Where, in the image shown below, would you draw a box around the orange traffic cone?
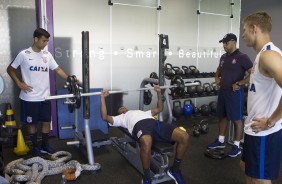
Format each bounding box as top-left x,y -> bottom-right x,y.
5,103 -> 16,126
14,129 -> 29,156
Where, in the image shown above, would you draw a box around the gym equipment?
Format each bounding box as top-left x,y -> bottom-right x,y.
112,34 -> 174,183
199,104 -> 211,116
172,66 -> 183,76
170,75 -> 185,98
172,100 -> 182,118
193,106 -> 200,116
192,119 -> 209,136
186,81 -> 197,97
164,63 -> 174,78
64,75 -> 81,113
181,66 -> 192,77
209,101 -> 217,114
143,90 -> 152,105
203,83 -> 212,95
45,78 -> 198,101
189,65 -> 200,77
199,119 -> 209,134
182,100 -> 193,117
149,72 -> 158,87
194,80 -> 204,96
211,82 -> 220,94
13,129 -> 29,156
4,103 -> 16,126
192,123 -> 201,137
205,148 -> 226,159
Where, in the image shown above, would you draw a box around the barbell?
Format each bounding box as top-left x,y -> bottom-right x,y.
45,75 -> 200,113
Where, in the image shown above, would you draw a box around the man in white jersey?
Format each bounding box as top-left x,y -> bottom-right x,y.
7,28 -> 73,156
100,85 -> 189,184
241,12 -> 282,184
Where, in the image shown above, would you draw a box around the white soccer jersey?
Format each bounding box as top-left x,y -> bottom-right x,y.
111,110 -> 154,134
11,47 -> 59,101
245,42 -> 282,136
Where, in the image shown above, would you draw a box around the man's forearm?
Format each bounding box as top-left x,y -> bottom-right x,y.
100,97 -> 108,120
156,92 -> 163,112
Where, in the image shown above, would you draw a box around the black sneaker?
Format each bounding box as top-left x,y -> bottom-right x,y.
33,147 -> 42,157
41,144 -> 55,154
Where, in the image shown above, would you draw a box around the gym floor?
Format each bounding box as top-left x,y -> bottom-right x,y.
3,116 -> 282,184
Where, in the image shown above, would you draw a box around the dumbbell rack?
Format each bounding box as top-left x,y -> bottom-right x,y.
165,72 -> 218,118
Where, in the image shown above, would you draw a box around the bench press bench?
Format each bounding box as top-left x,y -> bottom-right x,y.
110,127 -> 174,184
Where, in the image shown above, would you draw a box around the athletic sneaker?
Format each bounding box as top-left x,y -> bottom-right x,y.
207,139 -> 225,149
33,147 -> 42,157
227,145 -> 241,157
141,178 -> 152,184
41,144 -> 55,154
167,169 -> 186,184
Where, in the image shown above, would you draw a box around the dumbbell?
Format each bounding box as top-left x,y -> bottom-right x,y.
192,119 -> 209,136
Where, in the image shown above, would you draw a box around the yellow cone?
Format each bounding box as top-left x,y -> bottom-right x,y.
14,129 -> 30,156
5,103 -> 16,126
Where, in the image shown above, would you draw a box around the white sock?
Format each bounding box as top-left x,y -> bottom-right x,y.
234,141 -> 240,147
218,136 -> 225,143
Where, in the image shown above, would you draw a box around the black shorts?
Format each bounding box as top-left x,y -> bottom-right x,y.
132,119 -> 177,142
216,88 -> 244,121
21,100 -> 51,124
242,129 -> 282,180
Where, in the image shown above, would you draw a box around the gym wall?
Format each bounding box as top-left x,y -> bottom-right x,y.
239,0 -> 282,61
52,0 -> 241,112
0,0 -> 36,124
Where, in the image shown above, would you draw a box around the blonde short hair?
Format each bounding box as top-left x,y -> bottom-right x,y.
243,12 -> 272,33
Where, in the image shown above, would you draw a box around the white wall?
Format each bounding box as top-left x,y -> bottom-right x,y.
53,0 -> 241,111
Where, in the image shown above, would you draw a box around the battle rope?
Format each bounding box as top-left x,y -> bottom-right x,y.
4,151 -> 101,184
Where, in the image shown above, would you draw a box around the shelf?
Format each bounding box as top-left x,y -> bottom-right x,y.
165,72 -> 215,80
170,92 -> 218,100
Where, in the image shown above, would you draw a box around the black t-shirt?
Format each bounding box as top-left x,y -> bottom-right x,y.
219,49 -> 253,91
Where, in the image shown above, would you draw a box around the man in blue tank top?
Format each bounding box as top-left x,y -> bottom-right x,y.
207,33 -> 253,157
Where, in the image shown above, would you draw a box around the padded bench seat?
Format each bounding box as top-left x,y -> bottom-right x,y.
119,127 -> 174,154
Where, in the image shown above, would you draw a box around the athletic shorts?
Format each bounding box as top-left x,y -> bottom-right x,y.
241,129 -> 282,180
132,119 -> 177,142
21,100 -> 51,124
216,88 -> 244,121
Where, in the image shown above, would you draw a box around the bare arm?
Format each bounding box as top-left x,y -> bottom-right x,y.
55,66 -> 69,80
100,90 -> 114,124
7,65 -> 32,92
151,85 -> 163,116
252,50 -> 282,131
55,66 -> 82,86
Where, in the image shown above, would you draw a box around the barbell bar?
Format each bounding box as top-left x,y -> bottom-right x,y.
44,82 -> 200,100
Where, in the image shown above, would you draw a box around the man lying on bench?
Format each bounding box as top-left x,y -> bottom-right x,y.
100,85 -> 189,184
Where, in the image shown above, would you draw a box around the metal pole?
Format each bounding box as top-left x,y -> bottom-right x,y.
82,31 -> 94,165
45,82 -> 199,100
